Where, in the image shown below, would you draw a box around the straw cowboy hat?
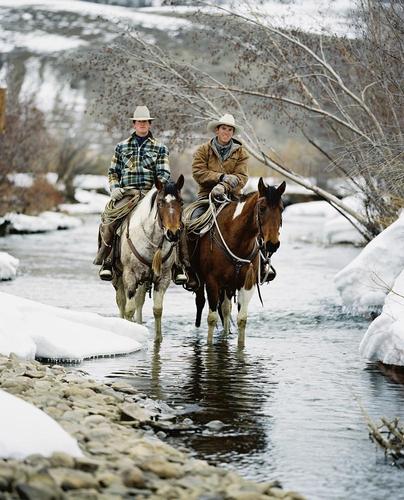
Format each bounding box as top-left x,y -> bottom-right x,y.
207,113 -> 243,135
130,105 -> 155,121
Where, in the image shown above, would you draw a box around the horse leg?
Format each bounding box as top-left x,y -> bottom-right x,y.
122,269 -> 138,321
153,286 -> 166,342
206,280 -> 220,344
237,286 -> 255,348
221,294 -> 232,335
195,284 -> 205,327
134,284 -> 147,324
115,276 -> 126,319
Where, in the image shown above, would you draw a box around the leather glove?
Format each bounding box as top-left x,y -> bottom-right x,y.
211,183 -> 225,200
221,174 -> 239,188
110,187 -> 125,201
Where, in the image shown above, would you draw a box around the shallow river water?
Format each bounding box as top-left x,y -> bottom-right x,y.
2,212 -> 404,500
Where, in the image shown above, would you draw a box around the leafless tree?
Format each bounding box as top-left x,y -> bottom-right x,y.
86,0 -> 403,240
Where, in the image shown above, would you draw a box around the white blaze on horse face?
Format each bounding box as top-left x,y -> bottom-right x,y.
164,194 -> 176,203
232,201 -> 246,220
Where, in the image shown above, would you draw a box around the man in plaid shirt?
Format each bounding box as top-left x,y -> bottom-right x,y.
94,106 -> 170,281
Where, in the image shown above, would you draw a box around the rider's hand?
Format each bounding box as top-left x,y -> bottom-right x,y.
211,183 -> 225,200
110,187 -> 125,201
221,174 -> 239,188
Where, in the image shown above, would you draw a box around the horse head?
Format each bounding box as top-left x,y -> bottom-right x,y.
155,174 -> 184,243
257,178 -> 286,254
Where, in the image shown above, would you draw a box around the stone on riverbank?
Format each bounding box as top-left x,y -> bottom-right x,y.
0,354 -> 305,499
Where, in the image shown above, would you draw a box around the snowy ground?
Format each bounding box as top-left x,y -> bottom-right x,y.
0,388 -> 82,460
0,252 -> 19,281
0,292 -> 148,361
335,212 -> 404,366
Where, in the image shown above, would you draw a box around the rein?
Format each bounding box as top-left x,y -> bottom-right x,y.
209,193 -> 266,272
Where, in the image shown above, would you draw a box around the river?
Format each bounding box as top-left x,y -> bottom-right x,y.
1,212 -> 404,500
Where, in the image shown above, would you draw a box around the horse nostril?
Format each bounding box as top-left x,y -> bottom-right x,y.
268,241 -> 280,253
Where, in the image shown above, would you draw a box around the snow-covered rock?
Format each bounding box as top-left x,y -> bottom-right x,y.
359,270 -> 404,366
0,292 -> 148,362
0,211 -> 81,234
335,213 -> 404,314
284,196 -> 366,246
0,252 -> 19,281
0,389 -> 82,459
59,189 -> 108,215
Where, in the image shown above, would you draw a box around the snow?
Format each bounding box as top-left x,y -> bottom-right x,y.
335,212 -> 404,314
0,292 -> 148,362
0,389 -> 82,459
0,0 -> 190,32
0,211 -> 81,233
0,252 -> 19,281
59,188 -> 109,215
359,270 -> 404,366
0,30 -> 85,54
74,174 -> 109,192
284,196 -> 366,246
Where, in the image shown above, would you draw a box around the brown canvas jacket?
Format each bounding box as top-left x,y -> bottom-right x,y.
192,138 -> 249,198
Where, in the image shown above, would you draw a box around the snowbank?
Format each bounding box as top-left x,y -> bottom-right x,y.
0,211 -> 81,234
74,174 -> 109,192
59,189 -> 108,215
359,270 -> 404,366
284,196 -> 366,246
0,292 -> 148,362
0,252 -> 19,281
335,213 -> 404,314
0,389 -> 82,459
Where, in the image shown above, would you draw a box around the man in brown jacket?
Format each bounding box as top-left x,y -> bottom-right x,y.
192,113 -> 248,201
175,113 -> 249,288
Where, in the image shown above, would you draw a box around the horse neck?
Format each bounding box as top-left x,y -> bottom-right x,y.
221,194 -> 259,251
129,190 -> 162,246
232,193 -> 259,237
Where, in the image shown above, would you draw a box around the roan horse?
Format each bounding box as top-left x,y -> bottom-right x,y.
113,175 -> 184,340
190,178 -> 285,347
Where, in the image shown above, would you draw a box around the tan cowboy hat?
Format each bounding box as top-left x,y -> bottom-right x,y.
130,105 -> 155,121
207,113 -> 243,135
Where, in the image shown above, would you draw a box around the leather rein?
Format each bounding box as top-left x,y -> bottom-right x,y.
209,194 -> 267,275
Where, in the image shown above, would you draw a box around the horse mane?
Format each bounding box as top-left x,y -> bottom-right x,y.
239,186 -> 283,208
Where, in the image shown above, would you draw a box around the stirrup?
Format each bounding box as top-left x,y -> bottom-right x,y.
173,272 -> 188,286
99,260 -> 113,281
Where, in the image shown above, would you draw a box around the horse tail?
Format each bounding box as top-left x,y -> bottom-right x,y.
244,264 -> 256,291
152,248 -> 162,276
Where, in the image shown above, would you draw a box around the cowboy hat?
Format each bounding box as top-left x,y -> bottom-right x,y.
207,113 -> 243,135
130,105 -> 155,121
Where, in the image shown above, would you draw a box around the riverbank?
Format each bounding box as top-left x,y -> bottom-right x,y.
0,354 -> 304,499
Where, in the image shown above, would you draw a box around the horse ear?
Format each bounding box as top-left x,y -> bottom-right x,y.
277,181 -> 286,195
258,177 -> 266,197
155,178 -> 163,191
176,174 -> 184,191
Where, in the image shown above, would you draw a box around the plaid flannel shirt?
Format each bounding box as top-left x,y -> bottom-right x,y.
108,132 -> 170,191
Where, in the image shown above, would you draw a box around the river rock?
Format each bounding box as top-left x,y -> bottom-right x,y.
0,354 -> 302,500
49,469 -> 99,490
205,420 -> 225,431
121,466 -> 145,487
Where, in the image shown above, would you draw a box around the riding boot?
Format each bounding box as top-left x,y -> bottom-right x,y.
93,222 -> 116,265
173,231 -> 199,290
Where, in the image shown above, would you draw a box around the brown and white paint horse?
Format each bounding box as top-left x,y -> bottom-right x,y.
190,178 -> 285,347
113,175 -> 184,341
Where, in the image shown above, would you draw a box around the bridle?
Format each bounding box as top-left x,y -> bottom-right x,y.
125,190 -> 181,269
209,193 -> 281,284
